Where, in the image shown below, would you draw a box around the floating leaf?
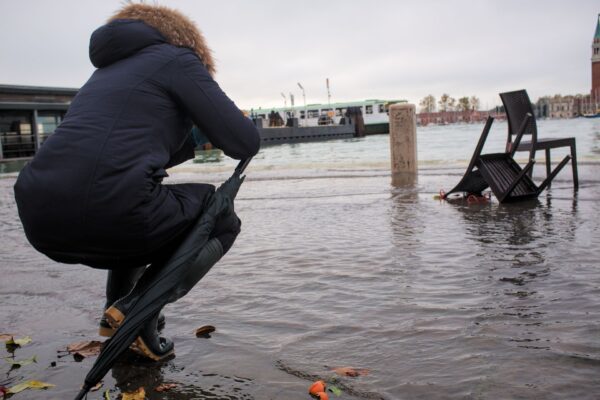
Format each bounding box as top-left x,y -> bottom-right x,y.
104,389 -> 111,400
66,340 -> 103,359
332,366 -> 369,377
0,334 -> 14,341
8,380 -> 55,394
328,384 -> 342,396
155,383 -> 177,392
5,336 -> 32,347
194,325 -> 216,338
4,355 -> 37,367
90,381 -> 103,392
121,387 -> 145,400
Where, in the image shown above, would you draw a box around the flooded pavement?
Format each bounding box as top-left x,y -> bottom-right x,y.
1,118 -> 600,399
2,164 -> 599,399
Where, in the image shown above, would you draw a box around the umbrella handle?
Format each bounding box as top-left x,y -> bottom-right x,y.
235,158 -> 252,175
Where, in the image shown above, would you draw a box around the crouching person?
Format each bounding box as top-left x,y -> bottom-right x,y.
14,3 -> 260,361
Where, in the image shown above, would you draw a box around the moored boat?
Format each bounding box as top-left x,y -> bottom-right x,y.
250,99 -> 405,134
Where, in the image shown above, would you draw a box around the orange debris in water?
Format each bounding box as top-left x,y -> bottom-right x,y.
308,380 -> 326,396
314,392 -> 329,400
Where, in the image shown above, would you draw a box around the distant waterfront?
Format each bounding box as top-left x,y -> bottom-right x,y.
2,118 -> 598,177
176,117 -> 600,177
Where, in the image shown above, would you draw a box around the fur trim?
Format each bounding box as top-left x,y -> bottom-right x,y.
109,3 -> 216,76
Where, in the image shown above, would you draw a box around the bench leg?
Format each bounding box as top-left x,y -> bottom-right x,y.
545,148 -> 551,188
571,142 -> 578,189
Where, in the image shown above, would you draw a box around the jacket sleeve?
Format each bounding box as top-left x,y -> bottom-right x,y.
169,51 -> 260,160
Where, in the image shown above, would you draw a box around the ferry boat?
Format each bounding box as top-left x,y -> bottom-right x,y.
249,99 -> 406,135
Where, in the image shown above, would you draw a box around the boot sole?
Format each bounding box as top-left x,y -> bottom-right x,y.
131,337 -> 174,361
104,306 -> 173,361
104,306 -> 126,330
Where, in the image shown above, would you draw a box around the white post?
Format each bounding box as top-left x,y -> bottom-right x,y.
389,103 -> 417,186
297,82 -> 306,127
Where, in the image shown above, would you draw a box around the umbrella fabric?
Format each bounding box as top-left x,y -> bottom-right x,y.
75,165 -> 247,400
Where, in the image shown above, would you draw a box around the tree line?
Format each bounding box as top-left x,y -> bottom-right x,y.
419,94 -> 481,113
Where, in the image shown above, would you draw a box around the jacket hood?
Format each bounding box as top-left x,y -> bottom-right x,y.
90,3 -> 216,75
89,20 -> 165,68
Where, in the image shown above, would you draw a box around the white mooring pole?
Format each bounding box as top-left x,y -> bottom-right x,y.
389,103 -> 417,186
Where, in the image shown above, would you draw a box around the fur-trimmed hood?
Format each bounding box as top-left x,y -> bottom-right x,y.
90,3 -> 215,75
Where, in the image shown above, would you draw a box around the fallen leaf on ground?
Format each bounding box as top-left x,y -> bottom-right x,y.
5,336 -> 32,347
8,380 -> 55,394
332,367 -> 370,377
155,383 -> 177,392
104,389 -> 111,400
4,355 -> 37,367
0,334 -> 14,341
121,387 -> 145,400
0,386 -> 7,396
66,340 -> 103,358
328,384 -> 343,396
91,381 -> 103,392
195,325 -> 216,338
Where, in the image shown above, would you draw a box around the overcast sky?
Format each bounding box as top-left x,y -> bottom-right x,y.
1,1 -> 598,110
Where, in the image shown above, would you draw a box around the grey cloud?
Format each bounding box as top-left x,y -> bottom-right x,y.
1,0 -> 598,110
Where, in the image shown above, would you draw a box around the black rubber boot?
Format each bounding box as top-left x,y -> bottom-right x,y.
99,267 -> 166,337
104,238 -> 224,361
129,312 -> 174,361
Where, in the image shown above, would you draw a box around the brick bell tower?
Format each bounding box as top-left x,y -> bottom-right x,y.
592,13 -> 600,101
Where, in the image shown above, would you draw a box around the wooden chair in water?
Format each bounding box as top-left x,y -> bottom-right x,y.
444,115 -> 571,203
500,89 -> 578,189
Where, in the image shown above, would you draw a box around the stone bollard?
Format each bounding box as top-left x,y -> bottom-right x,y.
389,103 -> 417,186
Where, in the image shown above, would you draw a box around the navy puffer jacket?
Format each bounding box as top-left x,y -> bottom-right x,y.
14,17 -> 260,268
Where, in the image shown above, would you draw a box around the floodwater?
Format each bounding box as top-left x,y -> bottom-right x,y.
1,118 -> 599,399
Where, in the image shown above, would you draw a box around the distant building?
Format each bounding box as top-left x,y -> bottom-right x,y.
592,13 -> 600,101
536,95 -> 577,119
0,84 -> 77,160
534,15 -> 600,119
576,13 -> 600,116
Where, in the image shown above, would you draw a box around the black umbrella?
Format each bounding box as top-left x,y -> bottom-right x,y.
74,158 -> 251,400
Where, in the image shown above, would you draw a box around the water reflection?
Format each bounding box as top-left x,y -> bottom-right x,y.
389,183 -> 422,262
110,354 -> 254,399
453,200 -> 547,272
111,356 -> 168,394
446,193 -> 584,357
